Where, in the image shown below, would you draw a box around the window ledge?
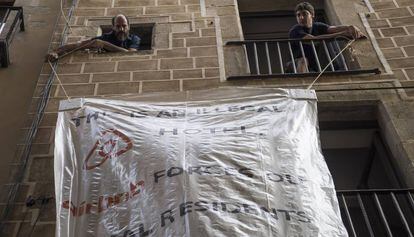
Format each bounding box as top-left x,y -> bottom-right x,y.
227,69 -> 381,81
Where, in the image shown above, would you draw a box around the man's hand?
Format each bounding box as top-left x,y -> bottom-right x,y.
45,52 -> 59,62
347,26 -> 366,39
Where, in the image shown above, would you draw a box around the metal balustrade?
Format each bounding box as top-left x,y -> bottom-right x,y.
0,6 -> 24,68
226,38 -> 380,80
337,189 -> 414,237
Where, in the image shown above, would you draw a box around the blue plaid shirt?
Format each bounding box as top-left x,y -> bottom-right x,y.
94,31 -> 141,50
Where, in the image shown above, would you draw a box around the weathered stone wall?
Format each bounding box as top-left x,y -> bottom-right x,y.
1,0 -> 414,236
367,0 -> 414,80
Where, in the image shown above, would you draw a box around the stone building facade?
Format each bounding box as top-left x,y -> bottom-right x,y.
0,0 -> 413,236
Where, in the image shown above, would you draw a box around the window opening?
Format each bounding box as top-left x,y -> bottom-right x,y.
319,117 -> 414,236
227,9 -> 380,80
100,23 -> 154,50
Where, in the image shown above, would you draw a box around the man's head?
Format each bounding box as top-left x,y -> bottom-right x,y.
295,2 -> 315,28
112,14 -> 130,41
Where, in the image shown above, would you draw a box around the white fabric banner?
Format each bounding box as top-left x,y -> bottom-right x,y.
54,88 -> 347,237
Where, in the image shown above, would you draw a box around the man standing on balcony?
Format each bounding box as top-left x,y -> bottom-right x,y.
288,2 -> 365,73
46,14 -> 140,62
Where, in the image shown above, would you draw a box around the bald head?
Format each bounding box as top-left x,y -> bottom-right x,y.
112,14 -> 129,26
112,14 -> 130,41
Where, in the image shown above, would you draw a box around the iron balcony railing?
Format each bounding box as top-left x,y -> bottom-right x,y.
0,6 -> 24,67
226,38 -> 380,80
337,189 -> 414,237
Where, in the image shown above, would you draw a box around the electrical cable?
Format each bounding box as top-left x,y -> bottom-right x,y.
60,0 -> 73,34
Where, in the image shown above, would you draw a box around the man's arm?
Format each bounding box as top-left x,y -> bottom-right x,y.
303,25 -> 366,40
46,39 -> 128,62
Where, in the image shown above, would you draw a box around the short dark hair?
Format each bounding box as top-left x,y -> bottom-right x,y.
112,14 -> 130,26
295,2 -> 315,15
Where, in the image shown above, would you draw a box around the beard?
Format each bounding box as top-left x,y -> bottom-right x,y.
115,31 -> 128,41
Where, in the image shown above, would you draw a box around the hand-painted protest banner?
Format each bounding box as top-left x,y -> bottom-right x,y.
55,88 -> 348,237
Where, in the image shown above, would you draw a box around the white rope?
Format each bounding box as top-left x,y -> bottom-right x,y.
48,60 -> 71,101
306,39 -> 355,90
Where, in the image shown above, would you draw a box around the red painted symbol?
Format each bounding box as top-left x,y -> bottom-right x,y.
83,129 -> 133,170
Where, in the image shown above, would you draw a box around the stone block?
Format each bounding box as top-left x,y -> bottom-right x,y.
0,184 -> 29,203
106,7 -> 144,16
372,29 -> 382,38
181,0 -> 199,4
394,35 -> 414,47
219,15 -> 243,40
118,60 -> 158,71
187,5 -> 201,13
173,38 -> 185,47
115,0 -> 155,7
380,27 -> 407,37
71,53 -> 110,63
216,5 -> 237,16
388,57 -> 414,68
56,63 -> 82,74
401,81 -> 414,97
173,31 -> 199,38
74,8 -> 106,17
33,127 -> 53,143
377,38 -> 395,48
19,143 -> 51,156
368,19 -> 390,28
25,113 -> 58,128
92,72 -> 131,82
56,84 -> 96,97
155,48 -> 188,58
83,62 -> 116,73
396,0 -> 414,7
0,223 -> 17,237
190,46 -> 218,57
389,16 -> 414,27
170,13 -> 192,21
392,69 -> 409,80
54,74 -> 90,84
404,46 -> 414,56
378,8 -> 411,18
206,0 -> 235,7
201,28 -> 216,37
170,22 -> 192,33
133,71 -> 171,81
205,68 -> 220,77
371,1 -> 396,10
382,47 -> 405,59
158,0 -> 179,5
405,68 -> 414,79
76,17 -> 87,25
173,69 -> 203,79
11,223 -> 55,237
29,156 -> 54,182
78,0 -> 111,7
186,37 -> 216,46
194,19 -> 206,28
154,33 -> 170,49
182,78 -> 219,90
160,58 -> 193,69
97,82 -> 140,95
146,6 -> 186,14
195,57 -> 218,67
142,80 -> 180,92
407,26 -> 414,34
